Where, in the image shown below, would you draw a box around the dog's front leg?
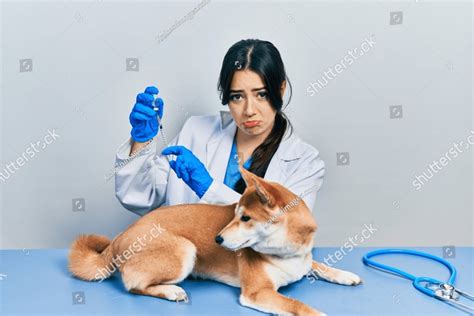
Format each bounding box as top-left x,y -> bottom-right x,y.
311,261 -> 363,285
239,287 -> 326,316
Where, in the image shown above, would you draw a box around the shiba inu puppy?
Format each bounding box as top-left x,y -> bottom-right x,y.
69,166 -> 362,315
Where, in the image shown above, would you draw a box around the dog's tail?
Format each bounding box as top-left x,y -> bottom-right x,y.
68,234 -> 115,281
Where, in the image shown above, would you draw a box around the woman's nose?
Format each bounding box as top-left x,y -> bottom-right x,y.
243,100 -> 256,116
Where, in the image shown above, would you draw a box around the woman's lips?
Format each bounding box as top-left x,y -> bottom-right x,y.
243,120 -> 261,128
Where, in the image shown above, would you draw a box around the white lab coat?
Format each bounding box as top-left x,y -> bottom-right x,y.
114,110 -> 325,217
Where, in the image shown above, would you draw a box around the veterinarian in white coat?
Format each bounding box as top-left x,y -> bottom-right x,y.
114,39 -> 326,217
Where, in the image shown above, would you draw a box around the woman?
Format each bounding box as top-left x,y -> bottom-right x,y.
115,39 -> 325,217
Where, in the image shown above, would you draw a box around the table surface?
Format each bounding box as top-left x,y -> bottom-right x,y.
0,247 -> 472,315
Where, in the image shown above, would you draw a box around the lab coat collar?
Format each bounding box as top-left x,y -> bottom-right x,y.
206,111 -> 302,184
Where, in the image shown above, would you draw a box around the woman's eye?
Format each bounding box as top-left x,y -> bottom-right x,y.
241,215 -> 251,222
230,94 -> 242,101
257,91 -> 268,99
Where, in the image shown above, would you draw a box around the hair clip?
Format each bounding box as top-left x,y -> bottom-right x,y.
234,60 -> 242,69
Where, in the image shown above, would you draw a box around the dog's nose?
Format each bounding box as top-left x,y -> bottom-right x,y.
215,235 -> 224,244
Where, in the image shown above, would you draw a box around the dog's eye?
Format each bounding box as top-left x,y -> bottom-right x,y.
241,215 -> 251,222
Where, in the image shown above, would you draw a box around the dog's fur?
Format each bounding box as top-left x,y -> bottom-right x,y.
69,166 -> 362,315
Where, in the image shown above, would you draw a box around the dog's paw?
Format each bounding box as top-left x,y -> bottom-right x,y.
304,309 -> 327,316
164,285 -> 189,302
336,270 -> 363,286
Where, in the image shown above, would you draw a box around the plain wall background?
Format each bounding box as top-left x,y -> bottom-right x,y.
1,0 -> 472,249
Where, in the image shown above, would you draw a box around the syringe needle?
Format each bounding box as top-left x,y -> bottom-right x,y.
152,96 -> 171,162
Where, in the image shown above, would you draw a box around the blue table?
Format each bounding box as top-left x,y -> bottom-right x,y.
0,247 -> 472,315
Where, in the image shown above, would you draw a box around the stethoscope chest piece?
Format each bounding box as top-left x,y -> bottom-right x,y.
363,248 -> 473,314
431,283 -> 460,300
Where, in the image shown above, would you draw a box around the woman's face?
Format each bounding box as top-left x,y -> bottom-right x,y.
227,69 -> 284,138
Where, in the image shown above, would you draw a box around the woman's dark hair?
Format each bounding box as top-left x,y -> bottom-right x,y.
217,39 -> 293,194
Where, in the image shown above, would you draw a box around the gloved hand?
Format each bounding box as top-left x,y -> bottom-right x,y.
161,146 -> 213,198
129,86 -> 164,142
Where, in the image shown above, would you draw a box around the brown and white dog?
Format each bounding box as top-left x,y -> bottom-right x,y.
69,166 -> 362,315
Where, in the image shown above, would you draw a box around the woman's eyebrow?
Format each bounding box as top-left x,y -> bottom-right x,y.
230,87 -> 267,93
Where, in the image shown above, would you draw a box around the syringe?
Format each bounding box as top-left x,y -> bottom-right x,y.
152,96 -> 171,162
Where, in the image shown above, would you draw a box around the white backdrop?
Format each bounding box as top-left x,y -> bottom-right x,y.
1,0 -> 472,248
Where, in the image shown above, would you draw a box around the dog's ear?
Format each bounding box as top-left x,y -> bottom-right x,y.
239,165 -> 274,206
238,165 -> 256,187
253,179 -> 273,205
253,178 -> 274,207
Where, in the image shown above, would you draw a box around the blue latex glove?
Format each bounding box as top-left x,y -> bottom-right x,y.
161,146 -> 213,198
129,86 -> 164,142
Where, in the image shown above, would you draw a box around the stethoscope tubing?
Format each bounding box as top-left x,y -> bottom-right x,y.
362,248 -> 457,297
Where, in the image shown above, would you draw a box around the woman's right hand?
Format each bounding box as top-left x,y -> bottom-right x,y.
129,86 -> 164,142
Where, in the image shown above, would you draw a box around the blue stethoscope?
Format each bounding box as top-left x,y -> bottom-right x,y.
363,249 -> 474,314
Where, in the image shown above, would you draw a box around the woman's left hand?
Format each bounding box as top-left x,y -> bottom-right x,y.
161,145 -> 213,198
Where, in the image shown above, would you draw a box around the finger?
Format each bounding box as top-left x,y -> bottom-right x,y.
181,169 -> 189,183
153,98 -> 164,118
134,103 -> 157,117
136,92 -> 153,106
144,86 -> 159,95
161,146 -> 185,156
169,159 -> 176,171
176,158 -> 189,182
175,157 -> 188,179
130,111 -> 150,121
170,160 -> 182,179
